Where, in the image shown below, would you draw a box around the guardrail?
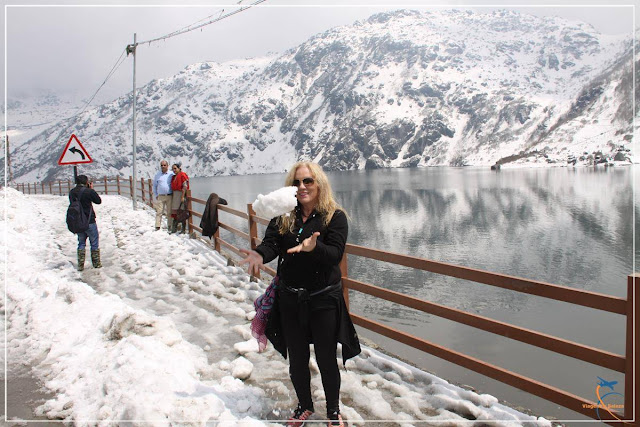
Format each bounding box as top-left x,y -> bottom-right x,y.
13,178 -> 638,424
14,176 -> 155,206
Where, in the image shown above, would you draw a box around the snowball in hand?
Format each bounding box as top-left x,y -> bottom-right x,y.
252,186 -> 298,219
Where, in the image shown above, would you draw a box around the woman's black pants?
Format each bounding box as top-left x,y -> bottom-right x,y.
279,290 -> 340,414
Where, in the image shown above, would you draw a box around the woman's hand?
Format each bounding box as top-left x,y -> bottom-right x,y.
239,249 -> 264,276
287,232 -> 320,254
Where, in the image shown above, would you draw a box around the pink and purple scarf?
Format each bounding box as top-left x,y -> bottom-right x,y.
250,276 -> 279,352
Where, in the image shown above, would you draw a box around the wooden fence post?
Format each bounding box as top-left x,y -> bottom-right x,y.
247,204 -> 258,250
140,177 -> 146,204
41,182 -> 44,194
116,176 -> 121,195
625,274 -> 639,421
340,254 -> 349,310
214,228 -> 221,252
49,181 -> 53,194
148,179 -> 153,205
129,176 -> 133,200
104,176 -> 108,194
247,204 -> 259,279
58,181 -> 62,195
186,189 -> 193,235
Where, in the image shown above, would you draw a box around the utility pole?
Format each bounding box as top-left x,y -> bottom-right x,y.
127,33 -> 138,210
6,135 -> 12,183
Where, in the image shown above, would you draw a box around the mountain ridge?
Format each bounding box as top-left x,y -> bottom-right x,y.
6,9 -> 636,182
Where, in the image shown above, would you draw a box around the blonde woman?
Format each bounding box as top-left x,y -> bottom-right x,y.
240,162 -> 360,427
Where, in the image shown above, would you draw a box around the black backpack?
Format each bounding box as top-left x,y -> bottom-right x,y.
66,187 -> 90,233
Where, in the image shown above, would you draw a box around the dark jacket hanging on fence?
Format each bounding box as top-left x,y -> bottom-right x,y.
199,193 -> 228,238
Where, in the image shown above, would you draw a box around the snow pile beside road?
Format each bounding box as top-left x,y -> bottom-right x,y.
2,188 -> 550,426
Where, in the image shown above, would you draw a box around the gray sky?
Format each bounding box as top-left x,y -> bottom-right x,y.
2,1 -> 636,109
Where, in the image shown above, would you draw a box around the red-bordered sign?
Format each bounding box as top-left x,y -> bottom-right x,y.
58,134 -> 93,165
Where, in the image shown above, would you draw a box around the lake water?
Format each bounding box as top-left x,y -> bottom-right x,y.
190,166 -> 637,422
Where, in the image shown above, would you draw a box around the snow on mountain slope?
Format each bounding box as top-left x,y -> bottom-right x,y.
6,9 -> 635,182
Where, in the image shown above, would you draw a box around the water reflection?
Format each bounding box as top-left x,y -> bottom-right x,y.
331,167 -> 635,298
191,166 -> 637,420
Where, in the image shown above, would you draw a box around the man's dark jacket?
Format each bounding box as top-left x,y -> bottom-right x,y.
199,193 -> 228,238
69,185 -> 102,224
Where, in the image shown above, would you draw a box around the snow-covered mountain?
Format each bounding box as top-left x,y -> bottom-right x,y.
4,91 -> 82,149
6,9 -> 637,182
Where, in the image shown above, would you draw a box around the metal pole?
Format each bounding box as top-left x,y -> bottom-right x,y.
6,135 -> 12,183
130,33 -> 138,210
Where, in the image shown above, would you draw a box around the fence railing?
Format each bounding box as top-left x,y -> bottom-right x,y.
13,177 -> 638,424
15,176 -> 155,207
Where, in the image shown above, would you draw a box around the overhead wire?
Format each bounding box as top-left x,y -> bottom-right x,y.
133,0 -> 266,47
20,0 -> 265,129
75,49 -> 128,117
17,48 -> 128,129
150,10 -> 225,42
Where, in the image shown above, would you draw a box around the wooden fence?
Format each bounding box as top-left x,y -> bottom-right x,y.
13,177 -> 638,424
15,176 -> 154,206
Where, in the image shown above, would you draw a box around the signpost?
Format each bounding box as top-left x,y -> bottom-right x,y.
58,134 -> 93,183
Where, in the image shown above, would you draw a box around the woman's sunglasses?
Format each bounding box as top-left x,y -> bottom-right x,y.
293,177 -> 315,187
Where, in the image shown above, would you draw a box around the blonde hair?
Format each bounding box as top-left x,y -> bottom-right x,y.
278,162 -> 346,234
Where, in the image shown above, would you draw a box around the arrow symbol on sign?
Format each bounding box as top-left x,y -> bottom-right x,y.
69,147 -> 85,160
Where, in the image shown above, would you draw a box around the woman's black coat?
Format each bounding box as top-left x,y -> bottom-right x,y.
256,207 -> 361,364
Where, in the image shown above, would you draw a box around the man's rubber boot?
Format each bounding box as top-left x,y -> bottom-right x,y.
77,249 -> 86,271
91,249 -> 102,268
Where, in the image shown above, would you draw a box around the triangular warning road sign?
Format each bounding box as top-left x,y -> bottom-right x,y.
58,134 -> 93,165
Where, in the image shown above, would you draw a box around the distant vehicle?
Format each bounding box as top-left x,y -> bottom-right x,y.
597,377 -> 618,391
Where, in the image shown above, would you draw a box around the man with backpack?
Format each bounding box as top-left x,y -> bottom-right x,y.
68,175 -> 102,271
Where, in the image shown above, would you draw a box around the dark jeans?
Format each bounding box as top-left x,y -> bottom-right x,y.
77,222 -> 99,251
279,289 -> 340,414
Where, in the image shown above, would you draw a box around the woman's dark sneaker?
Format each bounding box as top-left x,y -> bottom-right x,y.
286,405 -> 314,427
327,411 -> 344,427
